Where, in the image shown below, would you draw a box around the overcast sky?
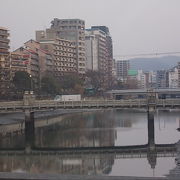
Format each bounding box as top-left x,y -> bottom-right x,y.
1,0 -> 180,59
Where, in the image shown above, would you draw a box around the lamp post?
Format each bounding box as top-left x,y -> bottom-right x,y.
29,74 -> 33,93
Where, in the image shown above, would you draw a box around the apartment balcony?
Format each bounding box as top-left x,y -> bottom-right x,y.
0,31 -> 9,36
0,37 -> 10,43
0,50 -> 9,55
0,43 -> 10,49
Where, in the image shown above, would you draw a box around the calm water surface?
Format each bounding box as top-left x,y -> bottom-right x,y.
0,109 -> 179,177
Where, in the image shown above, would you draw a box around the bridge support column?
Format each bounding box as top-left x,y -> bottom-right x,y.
147,105 -> 157,169
23,91 -> 35,154
147,107 -> 155,150
24,110 -> 34,154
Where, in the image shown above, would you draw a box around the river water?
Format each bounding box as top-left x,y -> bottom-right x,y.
0,109 -> 179,177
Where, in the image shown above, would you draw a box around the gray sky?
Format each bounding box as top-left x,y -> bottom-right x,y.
1,0 -> 180,59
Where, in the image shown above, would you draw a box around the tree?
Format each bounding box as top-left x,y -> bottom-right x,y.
59,74 -> 83,94
13,71 -> 31,92
41,74 -> 60,95
85,70 -> 104,93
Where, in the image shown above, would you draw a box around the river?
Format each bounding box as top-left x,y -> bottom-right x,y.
0,109 -> 179,177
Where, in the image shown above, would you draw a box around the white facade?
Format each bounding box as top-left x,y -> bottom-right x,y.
85,32 -> 98,71
116,60 -> 130,81
137,70 -> 146,89
85,29 -> 106,71
169,67 -> 178,88
112,59 -> 117,78
148,71 -> 157,88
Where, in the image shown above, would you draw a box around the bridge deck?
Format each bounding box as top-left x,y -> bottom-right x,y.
0,99 -> 180,112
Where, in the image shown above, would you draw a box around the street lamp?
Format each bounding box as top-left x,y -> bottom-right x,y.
29,74 -> 33,94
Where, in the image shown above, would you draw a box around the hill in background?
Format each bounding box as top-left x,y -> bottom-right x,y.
129,56 -> 180,71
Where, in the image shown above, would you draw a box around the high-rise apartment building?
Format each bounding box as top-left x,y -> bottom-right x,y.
13,40 -> 54,88
0,27 -> 10,97
37,18 -> 85,75
85,26 -> 113,89
169,67 -> 178,88
116,60 -> 130,81
10,52 -> 31,77
39,38 -> 77,77
156,70 -> 169,89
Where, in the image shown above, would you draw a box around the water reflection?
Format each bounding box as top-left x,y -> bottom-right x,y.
35,111 -> 116,148
0,109 -> 179,177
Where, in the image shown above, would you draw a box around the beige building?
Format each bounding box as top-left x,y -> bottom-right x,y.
0,27 -> 10,97
36,18 -> 85,75
39,38 -> 77,77
10,52 -> 30,77
36,28 -> 77,77
13,40 -> 53,88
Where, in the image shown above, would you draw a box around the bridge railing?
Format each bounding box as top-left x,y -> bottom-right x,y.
34,99 -> 148,108
0,101 -> 23,110
156,99 -> 180,107
0,99 -> 180,112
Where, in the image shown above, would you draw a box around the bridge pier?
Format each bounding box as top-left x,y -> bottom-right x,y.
23,91 -> 35,154
147,104 -> 157,169
147,105 -> 155,150
24,110 -> 35,154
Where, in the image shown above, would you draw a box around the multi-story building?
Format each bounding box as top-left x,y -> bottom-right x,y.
13,40 -> 54,88
37,18 -> 86,75
116,60 -> 130,81
127,69 -> 138,89
137,70 -> 146,89
112,59 -> 117,78
85,26 -> 113,89
0,27 -> 10,97
156,70 -> 169,89
148,71 -> 157,88
169,67 -> 178,88
39,38 -> 77,77
10,52 -> 31,77
91,26 -> 113,89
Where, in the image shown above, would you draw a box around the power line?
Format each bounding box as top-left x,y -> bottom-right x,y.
113,51 -> 180,58
85,51 -> 180,59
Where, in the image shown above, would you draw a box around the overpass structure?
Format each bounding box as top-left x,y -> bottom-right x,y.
106,89 -> 180,100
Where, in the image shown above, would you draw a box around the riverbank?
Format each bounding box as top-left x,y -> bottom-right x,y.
0,109 -> 102,125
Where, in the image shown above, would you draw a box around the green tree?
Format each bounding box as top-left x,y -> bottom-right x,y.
13,71 -> 31,92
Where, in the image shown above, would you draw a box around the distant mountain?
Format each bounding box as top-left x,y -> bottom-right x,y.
129,56 -> 180,71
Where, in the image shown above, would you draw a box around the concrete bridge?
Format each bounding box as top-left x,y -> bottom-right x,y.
0,91 -> 179,180
0,93 -> 180,113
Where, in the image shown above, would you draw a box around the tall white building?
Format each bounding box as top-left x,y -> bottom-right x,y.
85,27 -> 112,89
85,31 -> 99,71
169,67 -> 178,88
116,60 -> 130,81
137,70 -> 146,89
148,71 -> 157,88
85,29 -> 107,72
